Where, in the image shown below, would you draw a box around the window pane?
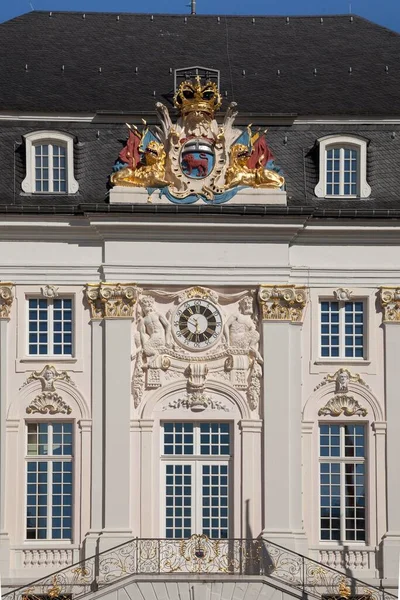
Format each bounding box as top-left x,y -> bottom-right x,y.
202,464 -> 229,539
28,298 -> 48,355
163,423 -> 194,455
200,423 -> 230,456
52,144 -> 67,194
165,464 -> 192,538
320,301 -> 340,357
52,298 -> 74,356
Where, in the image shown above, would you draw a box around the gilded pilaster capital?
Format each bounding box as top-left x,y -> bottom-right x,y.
380,287 -> 400,323
0,282 -> 14,319
85,283 -> 138,319
258,285 -> 308,323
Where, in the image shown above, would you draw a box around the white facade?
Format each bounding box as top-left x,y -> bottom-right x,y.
1,213 -> 400,592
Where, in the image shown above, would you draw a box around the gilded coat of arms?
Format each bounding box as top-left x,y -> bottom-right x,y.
110,74 -> 284,204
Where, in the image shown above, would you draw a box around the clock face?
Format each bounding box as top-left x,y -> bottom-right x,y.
173,299 -> 223,350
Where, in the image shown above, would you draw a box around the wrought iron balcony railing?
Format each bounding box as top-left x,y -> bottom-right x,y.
2,536 -> 397,600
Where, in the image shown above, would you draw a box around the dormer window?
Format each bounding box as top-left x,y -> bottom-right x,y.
22,131 -> 79,195
315,135 -> 371,198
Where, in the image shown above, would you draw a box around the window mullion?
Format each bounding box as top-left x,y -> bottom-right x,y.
49,143 -> 54,192
49,299 -> 54,355
339,148 -> 344,195
340,426 -> 346,541
339,302 -> 344,358
47,424 -> 53,539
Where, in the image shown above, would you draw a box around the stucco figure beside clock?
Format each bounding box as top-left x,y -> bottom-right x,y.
172,298 -> 223,350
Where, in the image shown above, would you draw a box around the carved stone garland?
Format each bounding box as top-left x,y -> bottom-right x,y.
258,285 -> 307,322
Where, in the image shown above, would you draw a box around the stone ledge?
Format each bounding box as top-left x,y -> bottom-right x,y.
109,186 -> 287,206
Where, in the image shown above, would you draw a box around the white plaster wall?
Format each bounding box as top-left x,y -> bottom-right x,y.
0,214 -> 392,585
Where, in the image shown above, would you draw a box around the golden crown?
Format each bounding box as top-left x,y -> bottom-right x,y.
173,76 -> 222,116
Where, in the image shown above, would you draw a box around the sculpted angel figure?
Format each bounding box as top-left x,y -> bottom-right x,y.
111,124 -> 170,188
224,296 -> 263,364
137,296 -> 172,357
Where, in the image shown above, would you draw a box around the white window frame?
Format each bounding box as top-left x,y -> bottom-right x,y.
314,135 -> 371,198
26,296 -> 74,358
319,298 -> 367,360
161,422 -> 231,539
25,421 -> 74,541
319,422 -> 367,544
22,130 -> 79,194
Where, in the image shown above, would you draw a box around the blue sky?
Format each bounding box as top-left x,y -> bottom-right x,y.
1,0 -> 400,33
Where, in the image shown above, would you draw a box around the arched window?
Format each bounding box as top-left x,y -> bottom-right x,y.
303,374 -> 385,576
22,131 -> 79,195
315,135 -> 371,199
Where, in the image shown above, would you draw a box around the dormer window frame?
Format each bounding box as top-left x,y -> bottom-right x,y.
22,131 -> 79,195
314,134 -> 371,199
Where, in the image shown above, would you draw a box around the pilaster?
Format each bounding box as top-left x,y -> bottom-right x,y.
0,283 -> 14,576
379,288 -> 400,578
258,284 -> 308,552
85,283 -> 138,551
240,420 -> 262,538
83,317 -> 103,556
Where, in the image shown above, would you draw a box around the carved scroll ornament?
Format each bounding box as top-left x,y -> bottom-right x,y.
318,395 -> 367,417
86,283 -> 138,319
0,283 -> 14,319
27,393 -> 72,415
380,287 -> 400,322
258,285 -> 307,322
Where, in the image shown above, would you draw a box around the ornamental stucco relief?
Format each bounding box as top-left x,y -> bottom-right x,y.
258,285 -> 307,322
21,365 -> 75,416
0,282 -> 14,319
26,393 -> 72,416
132,286 -> 262,413
380,287 -> 400,322
86,283 -> 138,319
318,395 -> 367,418
314,368 -> 370,393
315,368 -> 369,418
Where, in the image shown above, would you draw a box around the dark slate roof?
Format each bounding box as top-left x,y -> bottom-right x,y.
1,120 -> 400,210
1,11 -> 400,116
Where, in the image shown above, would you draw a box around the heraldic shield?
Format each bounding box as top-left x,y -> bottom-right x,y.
181,140 -> 215,179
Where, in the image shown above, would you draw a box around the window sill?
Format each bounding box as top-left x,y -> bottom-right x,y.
20,356 -> 77,363
315,359 -> 370,366
323,194 -> 360,199
21,541 -> 76,546
20,192 -> 80,197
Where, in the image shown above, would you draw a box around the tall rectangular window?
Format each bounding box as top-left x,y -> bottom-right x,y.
163,422 -> 230,539
35,143 -> 67,193
319,424 -> 366,542
26,422 -> 73,540
28,298 -> 73,356
326,147 -> 358,196
320,300 -> 365,359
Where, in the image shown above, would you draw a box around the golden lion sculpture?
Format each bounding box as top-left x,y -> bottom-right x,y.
111,140 -> 170,188
225,143 -> 285,190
